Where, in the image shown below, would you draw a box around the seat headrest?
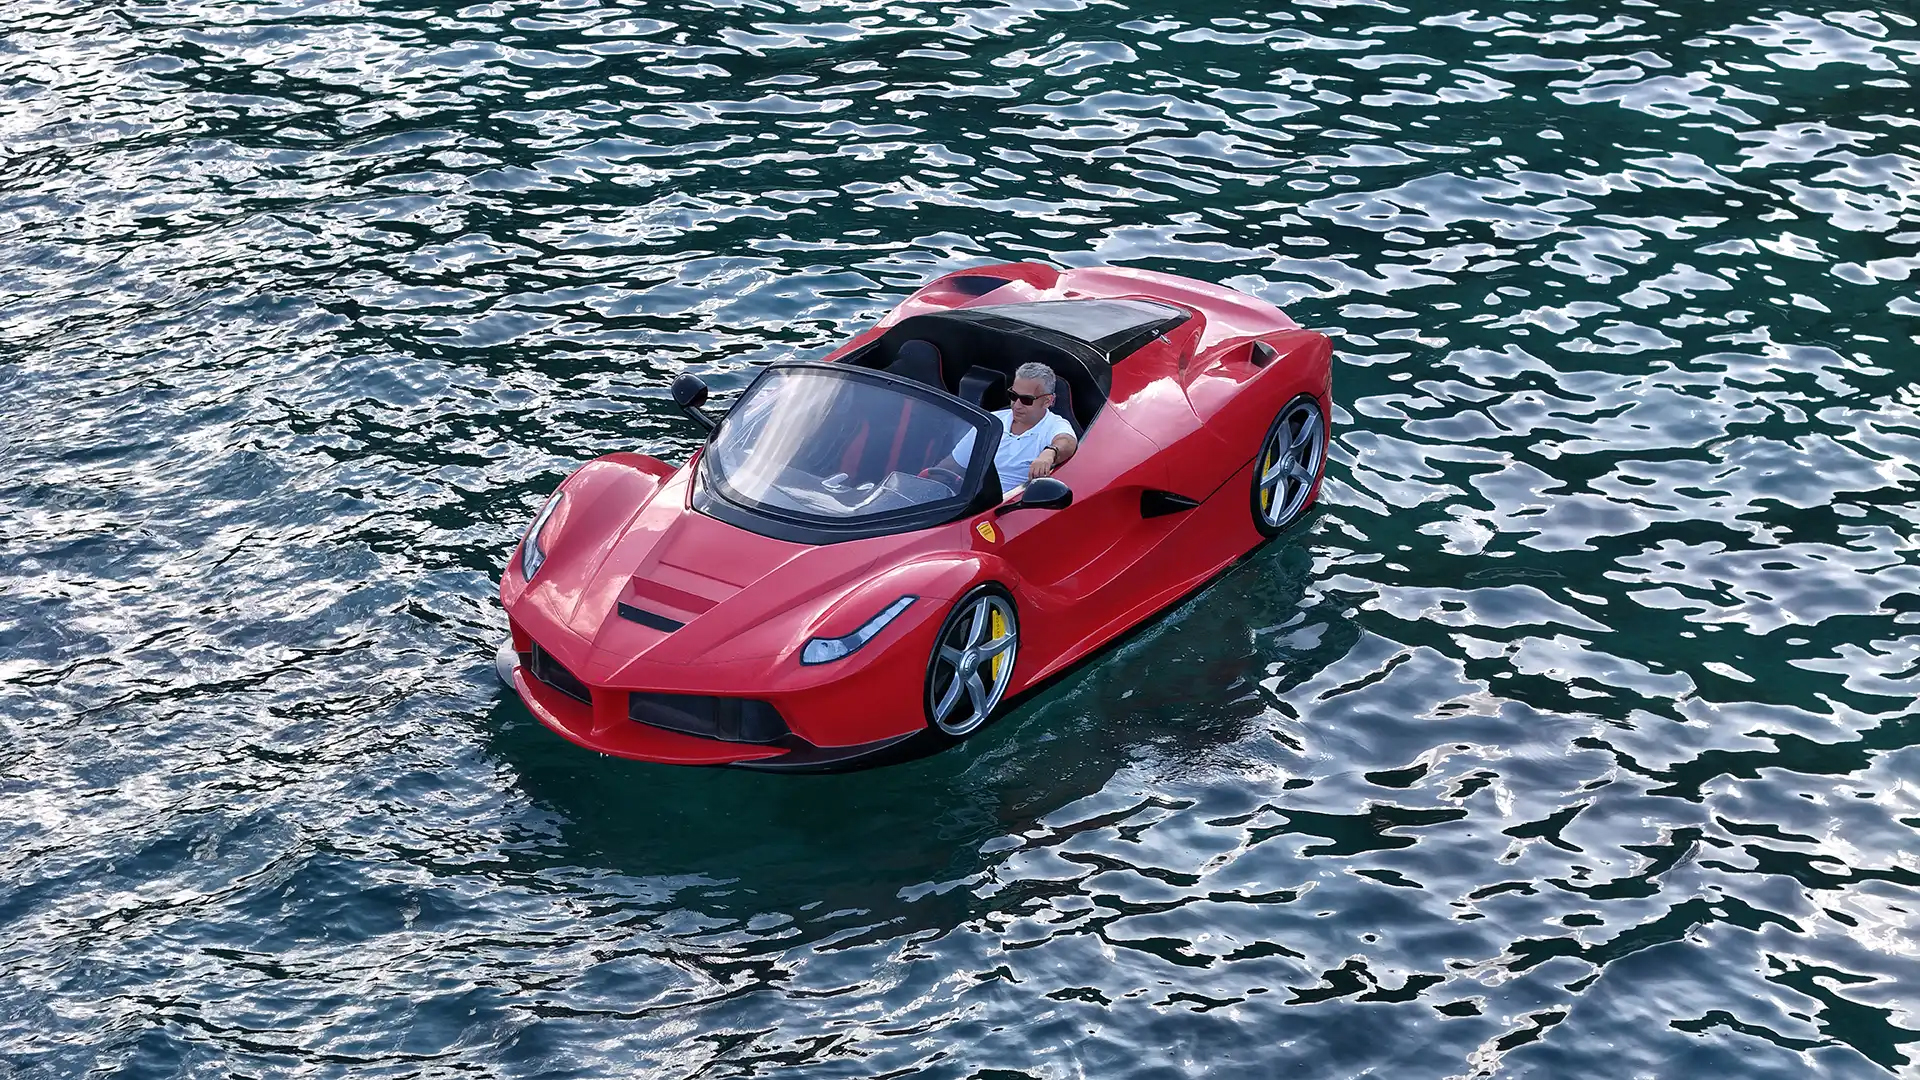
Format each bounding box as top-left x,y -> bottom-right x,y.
957,365 -> 1007,409
887,339 -> 945,389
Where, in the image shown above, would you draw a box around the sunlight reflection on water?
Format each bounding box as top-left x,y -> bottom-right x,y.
1,0 -> 1918,1076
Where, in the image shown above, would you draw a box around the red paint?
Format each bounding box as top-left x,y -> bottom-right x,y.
499,263 -> 1333,767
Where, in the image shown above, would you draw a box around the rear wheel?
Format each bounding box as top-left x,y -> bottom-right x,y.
1253,394 -> 1328,536
925,585 -> 1019,737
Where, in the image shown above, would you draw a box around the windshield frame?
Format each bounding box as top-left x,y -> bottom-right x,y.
692,361 -> 1004,544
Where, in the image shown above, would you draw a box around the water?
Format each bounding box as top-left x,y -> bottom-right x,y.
3,0 -> 1918,1075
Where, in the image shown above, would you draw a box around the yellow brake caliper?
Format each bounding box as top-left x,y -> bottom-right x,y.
989,607 -> 1007,681
1260,442 -> 1276,512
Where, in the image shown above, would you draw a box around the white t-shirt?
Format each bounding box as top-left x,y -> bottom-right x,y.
952,409 -> 1076,480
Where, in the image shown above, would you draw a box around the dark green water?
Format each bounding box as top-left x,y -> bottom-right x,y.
3,0 -> 1919,1075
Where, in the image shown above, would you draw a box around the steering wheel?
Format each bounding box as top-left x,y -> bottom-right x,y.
919,465 -> 965,491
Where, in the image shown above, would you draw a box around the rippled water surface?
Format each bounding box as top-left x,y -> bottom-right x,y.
4,0 -> 1920,1075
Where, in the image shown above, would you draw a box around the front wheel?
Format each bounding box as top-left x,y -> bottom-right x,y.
925,585 -> 1019,737
1252,394 -> 1329,537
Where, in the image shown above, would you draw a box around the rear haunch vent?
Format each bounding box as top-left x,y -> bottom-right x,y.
949,275 -> 1009,296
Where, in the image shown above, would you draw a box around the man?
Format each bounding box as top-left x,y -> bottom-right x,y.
946,362 -> 1078,482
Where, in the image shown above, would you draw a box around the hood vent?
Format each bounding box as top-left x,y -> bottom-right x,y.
618,602 -> 685,632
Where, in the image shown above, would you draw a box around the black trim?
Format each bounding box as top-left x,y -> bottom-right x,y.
629,692 -> 790,744
528,643 -> 591,705
694,362 -> 1002,546
969,463 -> 1004,516
999,476 -> 1072,516
1141,489 -> 1201,518
732,729 -> 929,772
618,603 -> 684,632
1093,313 -> 1191,362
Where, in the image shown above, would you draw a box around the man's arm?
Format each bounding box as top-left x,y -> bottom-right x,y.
936,427 -> 976,476
1029,430 -> 1078,479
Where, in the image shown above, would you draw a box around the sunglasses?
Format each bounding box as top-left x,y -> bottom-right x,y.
1010,390 -> 1052,406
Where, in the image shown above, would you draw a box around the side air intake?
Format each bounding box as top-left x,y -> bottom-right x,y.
1140,490 -> 1200,518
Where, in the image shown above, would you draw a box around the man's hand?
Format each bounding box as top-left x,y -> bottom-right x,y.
1029,433 -> 1076,479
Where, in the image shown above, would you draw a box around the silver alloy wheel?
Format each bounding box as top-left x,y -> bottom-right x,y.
927,591 -> 1018,737
1255,396 -> 1327,532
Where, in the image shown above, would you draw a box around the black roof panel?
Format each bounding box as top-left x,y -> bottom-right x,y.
959,299 -> 1186,358
872,297 -> 1190,430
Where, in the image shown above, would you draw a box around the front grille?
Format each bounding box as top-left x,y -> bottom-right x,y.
629,693 -> 789,744
528,643 -> 591,705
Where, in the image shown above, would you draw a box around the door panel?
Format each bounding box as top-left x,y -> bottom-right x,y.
999,482 -> 1172,593
985,408 -> 1202,668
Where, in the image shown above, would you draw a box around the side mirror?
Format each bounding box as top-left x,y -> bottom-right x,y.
671,374 -> 715,431
998,476 -> 1072,516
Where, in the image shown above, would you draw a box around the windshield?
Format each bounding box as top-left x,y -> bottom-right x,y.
701,364 -> 997,533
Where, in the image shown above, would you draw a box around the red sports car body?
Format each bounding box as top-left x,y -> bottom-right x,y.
496,262 -> 1332,770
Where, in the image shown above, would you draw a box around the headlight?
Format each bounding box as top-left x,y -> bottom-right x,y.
801,596 -> 916,665
519,491 -> 565,581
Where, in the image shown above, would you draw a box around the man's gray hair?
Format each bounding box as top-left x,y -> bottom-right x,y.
1013,362 -> 1056,395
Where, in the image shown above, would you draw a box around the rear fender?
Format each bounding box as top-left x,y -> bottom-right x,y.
1184,330 -> 1333,452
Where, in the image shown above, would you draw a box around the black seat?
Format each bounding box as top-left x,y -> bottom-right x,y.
886,339 -> 945,389
872,310 -> 1117,435
870,339 -> 953,479
1048,381 -> 1083,437
957,366 -> 1007,411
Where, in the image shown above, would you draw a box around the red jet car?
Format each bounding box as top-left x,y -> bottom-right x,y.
495,262 -> 1332,770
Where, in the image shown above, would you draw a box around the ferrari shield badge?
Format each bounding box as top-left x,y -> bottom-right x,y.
975,521 -> 998,544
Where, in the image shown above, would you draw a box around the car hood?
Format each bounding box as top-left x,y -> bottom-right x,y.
527,477 -> 920,678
